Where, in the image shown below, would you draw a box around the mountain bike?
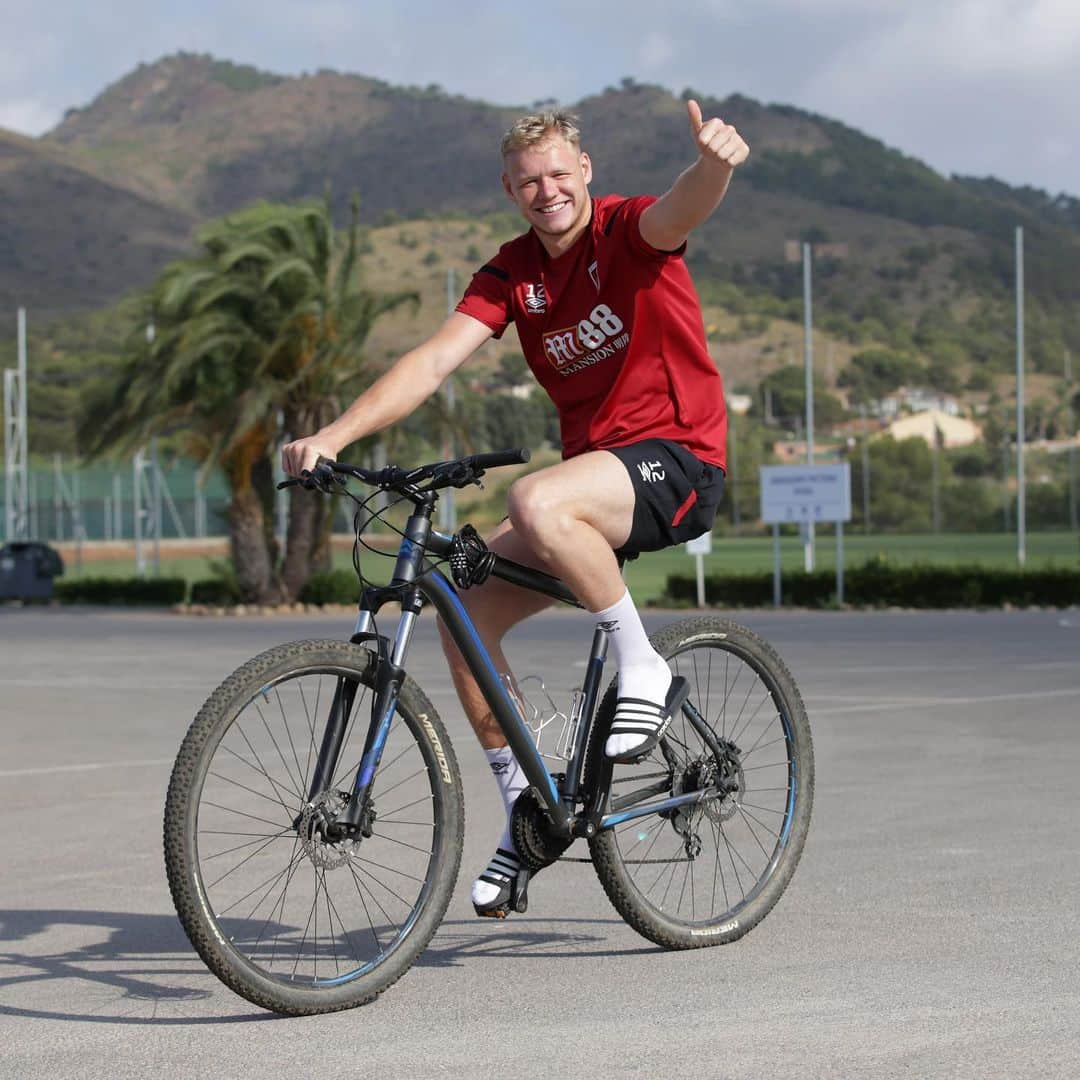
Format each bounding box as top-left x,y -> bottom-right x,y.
164,449 -> 814,1016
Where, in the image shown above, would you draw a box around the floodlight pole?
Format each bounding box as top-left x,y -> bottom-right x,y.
440,267 -> 457,533
803,243 -> 815,571
4,307 -> 29,541
1015,227 -> 1026,568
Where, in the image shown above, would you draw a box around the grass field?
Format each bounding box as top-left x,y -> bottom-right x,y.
58,529 -> 1079,604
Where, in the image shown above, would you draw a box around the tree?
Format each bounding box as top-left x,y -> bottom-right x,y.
838,348 -> 924,404
81,199 -> 416,602
756,364 -> 847,429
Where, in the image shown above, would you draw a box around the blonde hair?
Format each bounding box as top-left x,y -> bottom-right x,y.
500,111 -> 582,157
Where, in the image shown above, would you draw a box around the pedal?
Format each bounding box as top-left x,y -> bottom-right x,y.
512,866 -> 531,914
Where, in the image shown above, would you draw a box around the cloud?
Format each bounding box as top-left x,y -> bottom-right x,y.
0,0 -> 1077,194
0,99 -> 60,136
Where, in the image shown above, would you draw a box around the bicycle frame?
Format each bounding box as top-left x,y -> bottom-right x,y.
308,496 -> 733,840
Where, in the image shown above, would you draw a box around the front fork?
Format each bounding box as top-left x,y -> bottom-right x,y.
304,591 -> 420,835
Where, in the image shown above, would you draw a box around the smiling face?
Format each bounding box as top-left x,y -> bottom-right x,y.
501,135 -> 593,255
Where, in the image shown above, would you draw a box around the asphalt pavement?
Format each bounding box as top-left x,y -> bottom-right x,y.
1,604 -> 1078,1078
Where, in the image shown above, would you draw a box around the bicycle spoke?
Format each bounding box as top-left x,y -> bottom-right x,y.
208,769 -> 299,815
203,829 -> 293,862
205,830 -> 288,890
231,720 -> 301,808
202,800 -> 289,831
219,742 -> 301,808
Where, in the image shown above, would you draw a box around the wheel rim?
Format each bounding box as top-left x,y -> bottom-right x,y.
190,665 -> 441,988
608,637 -> 799,929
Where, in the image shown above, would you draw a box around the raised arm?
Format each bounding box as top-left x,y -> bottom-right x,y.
281,312 -> 494,476
638,99 -> 749,253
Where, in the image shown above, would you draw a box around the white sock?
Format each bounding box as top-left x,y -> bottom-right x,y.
594,589 -> 671,758
471,745 -> 528,907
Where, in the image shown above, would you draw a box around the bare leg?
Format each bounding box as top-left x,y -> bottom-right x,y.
506,451 -> 634,611
437,518 -> 556,749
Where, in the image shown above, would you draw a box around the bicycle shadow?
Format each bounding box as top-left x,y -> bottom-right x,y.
0,909 -> 271,1025
416,917 -> 659,967
0,907 -> 659,1024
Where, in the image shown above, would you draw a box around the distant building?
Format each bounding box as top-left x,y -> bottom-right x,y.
872,388 -> 961,419
881,409 -> 980,448
725,392 -> 752,415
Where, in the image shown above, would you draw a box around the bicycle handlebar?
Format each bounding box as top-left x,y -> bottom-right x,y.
277,448 -> 531,495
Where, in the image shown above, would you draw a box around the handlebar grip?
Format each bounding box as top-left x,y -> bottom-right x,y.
468,449 -> 531,471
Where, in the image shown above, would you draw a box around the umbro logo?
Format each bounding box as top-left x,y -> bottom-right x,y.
637,460 -> 666,483
524,283 -> 547,314
490,761 -> 511,775
597,619 -> 620,632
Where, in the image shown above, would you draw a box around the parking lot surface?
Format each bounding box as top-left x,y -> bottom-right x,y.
1,605 -> 1078,1078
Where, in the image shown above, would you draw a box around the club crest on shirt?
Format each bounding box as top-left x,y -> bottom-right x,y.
523,283 -> 547,314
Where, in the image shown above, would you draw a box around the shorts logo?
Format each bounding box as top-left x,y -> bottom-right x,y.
542,304 -> 626,371
637,461 -> 666,483
524,283 -> 547,314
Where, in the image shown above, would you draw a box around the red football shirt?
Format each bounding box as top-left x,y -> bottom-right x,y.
456,194 -> 727,467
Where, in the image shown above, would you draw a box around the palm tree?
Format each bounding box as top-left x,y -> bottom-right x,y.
83,198 -> 416,602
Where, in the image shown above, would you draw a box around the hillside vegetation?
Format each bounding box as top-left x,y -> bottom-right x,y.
1,54 -> 1077,491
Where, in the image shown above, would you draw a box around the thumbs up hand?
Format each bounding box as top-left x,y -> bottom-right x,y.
686,99 -> 749,169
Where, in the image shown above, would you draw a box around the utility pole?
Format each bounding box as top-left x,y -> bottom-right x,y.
931,425 -> 943,534
802,242 -> 815,571
1067,349 -> 1077,532
860,404 -> 871,533
1015,227 -> 1026,568
728,400 -> 739,527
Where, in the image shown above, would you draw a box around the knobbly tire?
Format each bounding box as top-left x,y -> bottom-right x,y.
164,640 -> 464,1015
586,617 -> 813,949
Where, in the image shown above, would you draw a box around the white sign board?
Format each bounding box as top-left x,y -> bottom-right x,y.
760,464 -> 852,524
685,531 -> 713,556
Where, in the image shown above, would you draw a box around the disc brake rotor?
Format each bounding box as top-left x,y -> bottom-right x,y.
299,789 -> 359,871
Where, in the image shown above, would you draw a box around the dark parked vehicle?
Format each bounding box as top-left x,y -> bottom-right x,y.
0,541 -> 64,601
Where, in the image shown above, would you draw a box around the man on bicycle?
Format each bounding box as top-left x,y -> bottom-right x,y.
282,100 -> 748,917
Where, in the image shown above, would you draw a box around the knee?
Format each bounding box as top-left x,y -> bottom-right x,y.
507,475 -> 571,544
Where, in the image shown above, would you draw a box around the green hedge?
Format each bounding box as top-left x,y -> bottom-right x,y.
298,569 -> 361,606
189,578 -> 243,606
663,561 -> 1080,609
55,577 -> 188,606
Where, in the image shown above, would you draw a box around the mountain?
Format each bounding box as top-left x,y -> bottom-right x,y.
2,53 -> 1078,376
0,126 -> 194,312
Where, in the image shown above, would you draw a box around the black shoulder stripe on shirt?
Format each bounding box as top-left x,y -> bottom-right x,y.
602,198 -> 632,237
479,263 -> 510,281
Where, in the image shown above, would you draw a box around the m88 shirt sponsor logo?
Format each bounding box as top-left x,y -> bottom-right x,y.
542,304 -> 628,375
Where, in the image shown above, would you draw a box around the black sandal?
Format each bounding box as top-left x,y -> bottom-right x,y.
472,848 -> 533,919
605,676 -> 689,764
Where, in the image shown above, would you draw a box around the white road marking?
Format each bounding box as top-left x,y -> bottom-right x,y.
0,758 -> 174,779
811,686 -> 1080,716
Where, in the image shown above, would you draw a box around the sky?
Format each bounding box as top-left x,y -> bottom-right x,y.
2,0 -> 1079,197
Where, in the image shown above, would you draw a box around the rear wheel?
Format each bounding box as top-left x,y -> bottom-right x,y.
587,617 -> 813,949
164,640 -> 463,1015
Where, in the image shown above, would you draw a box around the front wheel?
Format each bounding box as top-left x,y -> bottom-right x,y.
587,617 -> 813,949
164,640 -> 463,1015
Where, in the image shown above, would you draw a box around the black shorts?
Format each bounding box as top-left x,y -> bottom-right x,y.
607,439 -> 725,558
